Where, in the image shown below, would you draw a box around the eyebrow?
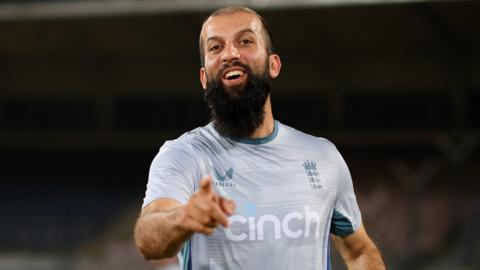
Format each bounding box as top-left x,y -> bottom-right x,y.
206,28 -> 256,44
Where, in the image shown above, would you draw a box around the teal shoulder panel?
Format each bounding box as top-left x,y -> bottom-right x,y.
330,209 -> 354,237
181,240 -> 191,270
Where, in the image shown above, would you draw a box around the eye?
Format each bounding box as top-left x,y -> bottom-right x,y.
208,44 -> 222,53
240,39 -> 253,46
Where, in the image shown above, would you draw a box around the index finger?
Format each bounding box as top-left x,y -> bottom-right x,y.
199,176 -> 213,195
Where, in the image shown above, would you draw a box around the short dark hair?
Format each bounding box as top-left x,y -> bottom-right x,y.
199,6 -> 275,67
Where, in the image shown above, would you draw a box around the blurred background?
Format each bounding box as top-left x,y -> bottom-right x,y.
0,0 -> 479,269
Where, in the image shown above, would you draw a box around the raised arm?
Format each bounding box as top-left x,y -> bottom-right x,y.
134,176 -> 235,259
332,224 -> 386,270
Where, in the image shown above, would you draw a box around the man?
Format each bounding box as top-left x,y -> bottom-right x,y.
135,6 -> 386,270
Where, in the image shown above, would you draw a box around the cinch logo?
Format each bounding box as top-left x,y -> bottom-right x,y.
224,206 -> 321,241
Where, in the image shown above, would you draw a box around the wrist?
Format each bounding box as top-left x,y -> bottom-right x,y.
172,206 -> 193,236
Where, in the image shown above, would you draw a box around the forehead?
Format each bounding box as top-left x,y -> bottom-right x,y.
201,11 -> 263,42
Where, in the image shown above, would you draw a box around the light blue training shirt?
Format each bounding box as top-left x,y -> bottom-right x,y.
143,120 -> 362,270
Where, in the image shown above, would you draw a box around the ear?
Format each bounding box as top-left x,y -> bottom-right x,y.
200,67 -> 207,90
268,54 -> 282,79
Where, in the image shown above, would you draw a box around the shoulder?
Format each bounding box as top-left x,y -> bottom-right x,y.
278,121 -> 339,152
156,123 -> 219,160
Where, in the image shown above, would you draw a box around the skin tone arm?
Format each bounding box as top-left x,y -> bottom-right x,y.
332,224 -> 386,270
134,176 -> 236,259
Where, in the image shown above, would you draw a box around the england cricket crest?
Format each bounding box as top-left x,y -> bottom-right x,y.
303,160 -> 322,190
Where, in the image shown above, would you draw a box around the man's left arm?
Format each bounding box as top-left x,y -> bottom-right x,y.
332,223 -> 386,270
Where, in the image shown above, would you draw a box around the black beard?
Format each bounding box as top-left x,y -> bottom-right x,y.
204,62 -> 271,139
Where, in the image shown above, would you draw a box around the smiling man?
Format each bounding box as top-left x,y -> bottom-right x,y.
134,6 -> 386,270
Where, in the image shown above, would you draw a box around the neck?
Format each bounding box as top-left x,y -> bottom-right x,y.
249,95 -> 274,139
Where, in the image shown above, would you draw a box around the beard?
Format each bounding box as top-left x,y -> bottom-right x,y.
204,60 -> 272,139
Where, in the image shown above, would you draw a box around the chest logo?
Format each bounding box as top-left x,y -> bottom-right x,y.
303,160 -> 322,190
213,167 -> 237,189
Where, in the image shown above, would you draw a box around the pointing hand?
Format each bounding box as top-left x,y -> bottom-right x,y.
179,176 -> 236,235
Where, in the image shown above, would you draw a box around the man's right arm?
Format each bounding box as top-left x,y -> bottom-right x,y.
134,198 -> 189,259
134,176 -> 235,260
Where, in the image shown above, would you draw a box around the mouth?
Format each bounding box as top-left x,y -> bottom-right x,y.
222,68 -> 247,87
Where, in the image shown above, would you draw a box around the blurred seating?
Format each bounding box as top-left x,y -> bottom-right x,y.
0,185 -> 133,252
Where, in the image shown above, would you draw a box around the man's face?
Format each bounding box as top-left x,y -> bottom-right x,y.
200,11 -> 278,92
199,11 -> 281,138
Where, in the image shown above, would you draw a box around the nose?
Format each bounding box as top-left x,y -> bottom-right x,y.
221,42 -> 240,63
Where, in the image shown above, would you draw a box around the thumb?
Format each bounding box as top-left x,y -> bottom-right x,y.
219,197 -> 236,216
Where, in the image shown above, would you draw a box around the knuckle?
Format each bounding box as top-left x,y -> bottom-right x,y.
200,215 -> 211,225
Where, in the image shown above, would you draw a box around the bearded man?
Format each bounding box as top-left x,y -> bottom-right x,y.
134,6 -> 386,270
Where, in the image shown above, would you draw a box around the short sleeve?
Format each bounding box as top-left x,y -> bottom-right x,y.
330,147 -> 362,237
142,141 -> 201,208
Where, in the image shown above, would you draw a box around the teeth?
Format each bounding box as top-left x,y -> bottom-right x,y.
225,70 -> 244,79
